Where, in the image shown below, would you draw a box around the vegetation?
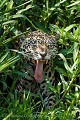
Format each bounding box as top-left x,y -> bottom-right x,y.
0,0 -> 80,119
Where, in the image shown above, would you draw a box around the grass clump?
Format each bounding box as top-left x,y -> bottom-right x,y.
0,0 -> 80,120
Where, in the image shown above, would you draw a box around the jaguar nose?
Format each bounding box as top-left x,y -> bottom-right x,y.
40,52 -> 47,58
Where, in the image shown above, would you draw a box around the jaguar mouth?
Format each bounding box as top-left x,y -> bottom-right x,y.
34,60 -> 48,83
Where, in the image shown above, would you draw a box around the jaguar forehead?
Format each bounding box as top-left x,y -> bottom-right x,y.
20,30 -> 59,60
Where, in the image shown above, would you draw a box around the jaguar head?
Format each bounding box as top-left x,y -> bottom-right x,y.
20,31 -> 60,82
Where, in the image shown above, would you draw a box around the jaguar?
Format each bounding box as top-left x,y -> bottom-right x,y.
15,30 -> 60,108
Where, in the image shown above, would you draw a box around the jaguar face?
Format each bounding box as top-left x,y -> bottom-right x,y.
20,31 -> 58,61
31,44 -> 57,61
20,30 -> 59,82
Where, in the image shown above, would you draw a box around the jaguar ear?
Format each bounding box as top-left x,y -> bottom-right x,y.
17,30 -> 26,42
54,32 -> 60,40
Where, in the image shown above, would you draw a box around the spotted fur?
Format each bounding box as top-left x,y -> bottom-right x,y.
16,30 -> 60,108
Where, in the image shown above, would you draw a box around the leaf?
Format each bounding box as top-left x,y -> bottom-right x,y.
57,82 -> 61,94
73,42 -> 79,62
0,52 -> 9,63
55,67 -> 67,76
13,71 -> 33,80
75,13 -> 80,19
2,81 -> 8,91
2,20 -> 16,25
0,1 -> 31,15
0,31 -> 29,45
58,53 -> 73,73
67,44 -> 74,54
11,14 -> 37,30
72,59 -> 78,71
12,14 -> 27,19
64,24 -> 77,32
33,21 -> 48,33
0,26 -> 15,43
0,55 -> 20,72
67,1 -> 80,8
17,5 -> 34,14
6,0 -> 13,10
46,0 -> 49,12
60,74 -> 68,90
0,0 -> 8,8
55,0 -> 67,7
9,0 -> 13,9
49,24 -> 60,33
3,112 -> 12,120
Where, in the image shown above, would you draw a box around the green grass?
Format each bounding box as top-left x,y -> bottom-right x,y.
0,0 -> 80,120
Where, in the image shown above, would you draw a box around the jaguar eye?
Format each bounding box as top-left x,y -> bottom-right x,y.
31,41 -> 35,44
32,45 -> 37,49
48,45 -> 54,49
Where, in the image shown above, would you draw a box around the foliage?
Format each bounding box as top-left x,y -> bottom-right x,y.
0,0 -> 80,120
